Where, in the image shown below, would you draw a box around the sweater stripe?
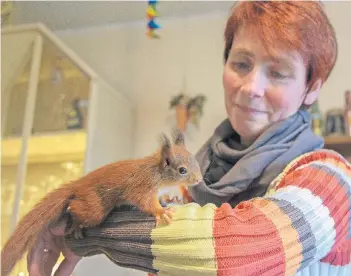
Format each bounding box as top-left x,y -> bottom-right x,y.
253,199 -> 302,276
321,240 -> 351,266
278,164 -> 349,250
306,165 -> 350,250
269,198 -> 315,270
276,150 -> 349,189
213,202 -> 286,276
308,160 -> 351,239
151,203 -> 217,276
270,186 -> 336,261
295,262 -> 351,276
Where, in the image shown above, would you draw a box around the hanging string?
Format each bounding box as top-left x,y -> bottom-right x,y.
181,1 -> 187,96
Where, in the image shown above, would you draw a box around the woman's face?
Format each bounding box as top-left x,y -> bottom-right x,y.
223,27 -> 321,144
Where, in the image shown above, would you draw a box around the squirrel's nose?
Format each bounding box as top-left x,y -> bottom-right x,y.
195,177 -> 202,184
191,174 -> 203,185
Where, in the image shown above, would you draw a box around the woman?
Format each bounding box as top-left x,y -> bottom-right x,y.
27,1 -> 350,276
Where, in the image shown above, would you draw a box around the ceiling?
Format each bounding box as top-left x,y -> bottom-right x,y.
11,1 -> 235,31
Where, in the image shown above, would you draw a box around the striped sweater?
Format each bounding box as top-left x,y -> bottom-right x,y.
67,149 -> 351,276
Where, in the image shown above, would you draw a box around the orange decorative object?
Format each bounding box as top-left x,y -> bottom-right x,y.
175,105 -> 189,132
170,93 -> 206,132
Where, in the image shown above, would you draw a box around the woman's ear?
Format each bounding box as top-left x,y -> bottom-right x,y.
303,79 -> 322,105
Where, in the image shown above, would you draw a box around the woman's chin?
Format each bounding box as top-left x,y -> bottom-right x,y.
229,117 -> 268,143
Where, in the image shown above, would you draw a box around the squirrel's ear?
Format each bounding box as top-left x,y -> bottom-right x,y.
171,127 -> 185,146
159,133 -> 173,169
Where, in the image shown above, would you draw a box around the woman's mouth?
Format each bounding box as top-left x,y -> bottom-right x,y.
235,104 -> 268,114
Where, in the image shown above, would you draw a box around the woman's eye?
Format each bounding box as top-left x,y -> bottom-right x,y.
233,62 -> 251,71
271,70 -> 288,79
178,167 -> 187,175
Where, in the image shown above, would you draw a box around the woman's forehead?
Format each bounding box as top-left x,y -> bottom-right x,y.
231,27 -> 304,67
231,46 -> 301,65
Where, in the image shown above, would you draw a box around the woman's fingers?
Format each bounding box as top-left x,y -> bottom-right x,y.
44,250 -> 60,276
26,215 -> 81,276
27,228 -> 62,275
53,257 -> 81,276
27,233 -> 47,275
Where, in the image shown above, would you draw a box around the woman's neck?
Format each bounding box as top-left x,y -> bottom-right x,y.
240,136 -> 256,147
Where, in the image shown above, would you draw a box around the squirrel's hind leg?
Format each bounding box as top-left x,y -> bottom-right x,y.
67,197 -> 106,238
67,219 -> 84,239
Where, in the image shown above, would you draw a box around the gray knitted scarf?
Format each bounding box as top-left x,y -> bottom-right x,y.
188,109 -> 324,207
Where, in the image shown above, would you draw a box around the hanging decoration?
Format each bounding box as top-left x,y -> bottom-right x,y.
169,93 -> 207,132
146,0 -> 161,38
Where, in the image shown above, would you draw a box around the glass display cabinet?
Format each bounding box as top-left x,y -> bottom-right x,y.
1,23 -> 134,276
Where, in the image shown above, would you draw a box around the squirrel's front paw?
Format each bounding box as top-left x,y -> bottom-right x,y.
73,224 -> 84,239
155,207 -> 175,226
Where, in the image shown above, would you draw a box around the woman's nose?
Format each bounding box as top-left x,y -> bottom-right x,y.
240,69 -> 266,98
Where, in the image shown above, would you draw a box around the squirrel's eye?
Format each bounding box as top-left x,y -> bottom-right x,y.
178,167 -> 187,175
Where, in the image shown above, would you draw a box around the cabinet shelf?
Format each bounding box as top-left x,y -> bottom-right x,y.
1,131 -> 86,166
323,135 -> 351,161
324,135 -> 351,145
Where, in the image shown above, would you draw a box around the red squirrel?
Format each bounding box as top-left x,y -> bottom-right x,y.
1,128 -> 203,276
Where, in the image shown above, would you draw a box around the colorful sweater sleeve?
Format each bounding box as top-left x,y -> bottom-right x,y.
66,150 -> 351,276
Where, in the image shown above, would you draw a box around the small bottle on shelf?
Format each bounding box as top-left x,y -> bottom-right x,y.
345,90 -> 351,136
310,100 -> 323,136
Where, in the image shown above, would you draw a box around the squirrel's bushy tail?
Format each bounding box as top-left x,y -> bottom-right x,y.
1,186 -> 72,276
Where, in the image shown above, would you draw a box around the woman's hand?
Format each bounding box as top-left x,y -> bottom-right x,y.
27,217 -> 82,276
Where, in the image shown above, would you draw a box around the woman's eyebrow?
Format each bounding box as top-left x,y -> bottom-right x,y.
272,58 -> 296,70
231,47 -> 296,69
231,48 -> 255,58
263,53 -> 296,70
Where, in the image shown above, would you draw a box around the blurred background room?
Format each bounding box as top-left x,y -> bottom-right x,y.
1,1 -> 351,275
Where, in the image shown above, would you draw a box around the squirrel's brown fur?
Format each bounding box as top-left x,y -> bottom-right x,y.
1,129 -> 202,276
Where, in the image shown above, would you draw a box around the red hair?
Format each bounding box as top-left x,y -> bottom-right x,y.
224,1 -> 337,89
